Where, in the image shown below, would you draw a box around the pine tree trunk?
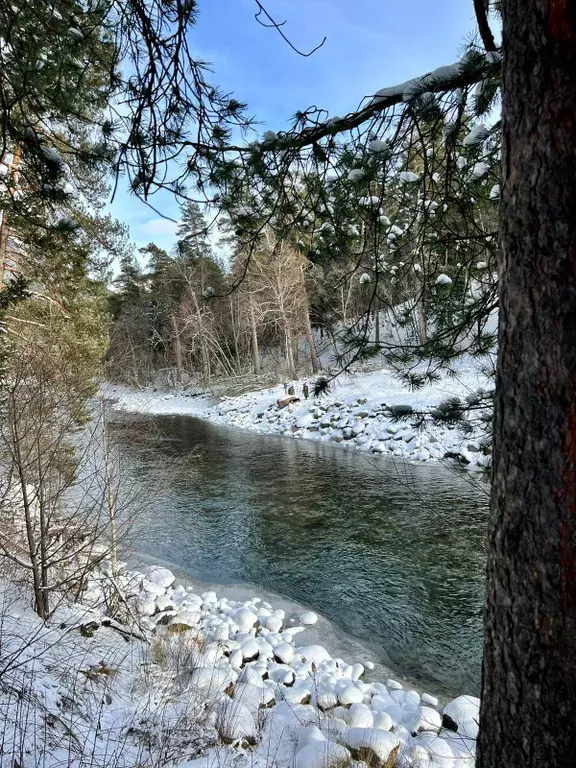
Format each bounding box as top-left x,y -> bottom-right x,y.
477,3 -> 576,767
304,311 -> 320,373
250,301 -> 260,375
299,265 -> 320,373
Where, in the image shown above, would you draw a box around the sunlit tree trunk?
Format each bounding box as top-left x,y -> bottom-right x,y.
171,313 -> 183,385
249,301 -> 260,375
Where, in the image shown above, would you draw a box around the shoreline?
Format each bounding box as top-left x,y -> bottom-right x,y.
125,548 -> 428,699
105,362 -> 493,472
91,554 -> 481,766
0,513 -> 480,768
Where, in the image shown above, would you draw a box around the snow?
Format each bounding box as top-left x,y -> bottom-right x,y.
470,162 -> 490,179
0,546 -> 477,768
435,273 -> 453,286
463,125 -> 490,147
358,195 -> 380,207
344,728 -> 399,762
347,169 -> 365,182
371,61 -> 463,107
109,356 -> 493,473
397,171 -> 420,183
489,183 -> 500,200
141,564 -> 176,588
367,139 -> 390,154
67,27 -> 84,41
295,741 -> 350,768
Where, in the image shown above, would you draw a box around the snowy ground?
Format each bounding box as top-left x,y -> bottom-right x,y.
108,359 -> 494,471
0,559 -> 480,768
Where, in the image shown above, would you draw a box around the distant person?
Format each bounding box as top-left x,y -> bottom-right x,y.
302,382 -> 309,400
287,384 -> 295,396
283,381 -> 289,394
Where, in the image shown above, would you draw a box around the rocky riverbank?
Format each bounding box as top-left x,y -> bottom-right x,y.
110,361 -> 494,471
1,554 -> 480,768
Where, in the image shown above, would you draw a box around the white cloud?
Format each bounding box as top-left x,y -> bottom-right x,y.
138,217 -> 179,237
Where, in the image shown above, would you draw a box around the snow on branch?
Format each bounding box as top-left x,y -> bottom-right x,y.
249,54 -> 498,153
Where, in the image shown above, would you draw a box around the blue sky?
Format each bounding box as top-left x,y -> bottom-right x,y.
108,0 -> 477,262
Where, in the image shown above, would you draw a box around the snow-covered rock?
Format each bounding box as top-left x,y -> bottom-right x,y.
295,741 -> 351,768
297,645 -> 331,664
299,611 -> 318,626
216,700 -> 257,741
344,728 -> 399,763
140,565 -> 176,589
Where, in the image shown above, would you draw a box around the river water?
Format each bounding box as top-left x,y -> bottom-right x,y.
108,412 -> 489,698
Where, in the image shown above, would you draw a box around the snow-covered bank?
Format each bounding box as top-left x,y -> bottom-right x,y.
108,361 -> 494,471
1,558 -> 480,768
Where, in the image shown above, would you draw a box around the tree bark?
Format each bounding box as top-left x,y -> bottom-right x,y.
415,275 -> 427,345
13,421 -> 45,619
284,323 -> 296,378
300,265 -> 320,373
171,313 -> 183,385
478,3 -> 576,767
250,302 -> 260,375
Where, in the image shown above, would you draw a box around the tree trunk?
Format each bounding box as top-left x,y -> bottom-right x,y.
299,265 -> 320,373
13,425 -> 45,619
415,275 -> 427,345
477,4 -> 576,767
250,302 -> 260,375
171,313 -> 183,385
0,211 -> 8,288
284,323 -> 296,378
303,310 -> 320,374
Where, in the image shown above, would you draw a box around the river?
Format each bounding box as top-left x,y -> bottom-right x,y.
108,411 -> 489,698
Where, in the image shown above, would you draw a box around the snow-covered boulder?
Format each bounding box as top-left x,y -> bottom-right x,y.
295,741 -> 351,768
274,642 -> 294,664
347,703 -> 374,728
317,691 -> 338,711
413,705 -> 442,733
443,695 -> 480,738
216,700 -> 257,741
140,566 -> 175,589
338,685 -> 364,706
343,727 -> 399,763
234,607 -> 259,633
265,615 -> 283,632
169,609 -> 201,630
297,645 -> 331,665
240,637 -> 260,661
190,666 -> 232,696
234,681 -> 274,711
299,611 -> 318,626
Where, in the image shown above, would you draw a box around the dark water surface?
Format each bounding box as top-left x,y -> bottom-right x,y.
109,412 -> 489,697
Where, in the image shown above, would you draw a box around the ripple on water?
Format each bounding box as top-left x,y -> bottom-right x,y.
109,411 -> 489,697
